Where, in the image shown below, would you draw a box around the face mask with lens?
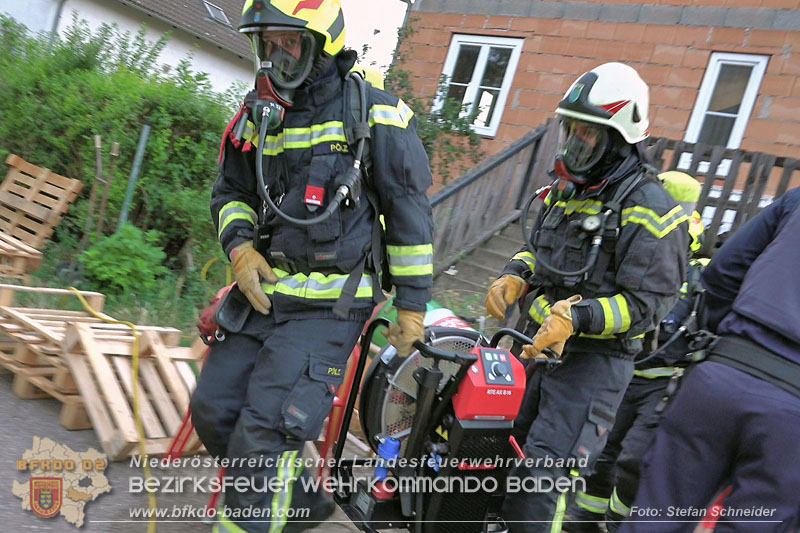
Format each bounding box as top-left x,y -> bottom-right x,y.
555,119 -> 610,184
252,28 -> 317,108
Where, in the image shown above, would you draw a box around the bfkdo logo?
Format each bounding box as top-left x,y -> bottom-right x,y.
14,437 -> 111,528
30,478 -> 62,518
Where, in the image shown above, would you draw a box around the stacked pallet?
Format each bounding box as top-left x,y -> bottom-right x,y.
0,155 -> 83,282
0,285 -> 207,460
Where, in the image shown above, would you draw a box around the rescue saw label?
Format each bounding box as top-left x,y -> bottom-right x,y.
487,389 -> 512,396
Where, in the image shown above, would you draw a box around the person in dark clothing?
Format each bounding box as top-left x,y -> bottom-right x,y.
485,62 -> 688,533
564,172 -> 707,533
190,1 -> 434,531
622,188 -> 800,533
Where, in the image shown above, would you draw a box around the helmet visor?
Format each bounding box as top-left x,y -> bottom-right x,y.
253,28 -> 317,89
556,119 -> 609,174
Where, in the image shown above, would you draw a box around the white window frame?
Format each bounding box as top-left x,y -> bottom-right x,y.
434,34 -> 523,138
204,1 -> 231,25
679,52 -> 768,175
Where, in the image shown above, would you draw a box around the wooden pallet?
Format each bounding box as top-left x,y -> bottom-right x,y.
0,349 -> 90,429
62,323 -> 206,460
0,154 -> 84,250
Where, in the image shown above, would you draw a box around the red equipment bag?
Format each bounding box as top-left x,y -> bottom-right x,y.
197,284 -> 234,345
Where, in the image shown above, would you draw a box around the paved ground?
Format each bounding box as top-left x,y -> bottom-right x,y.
1,369 -> 361,532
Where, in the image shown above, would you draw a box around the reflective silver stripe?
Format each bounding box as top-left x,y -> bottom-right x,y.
388,253 -> 433,267
575,491 -> 609,514
609,487 -> 631,517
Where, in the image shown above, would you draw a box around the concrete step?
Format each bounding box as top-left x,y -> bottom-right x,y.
480,234 -> 523,257
463,248 -> 509,274
500,221 -> 534,241
443,259 -> 499,289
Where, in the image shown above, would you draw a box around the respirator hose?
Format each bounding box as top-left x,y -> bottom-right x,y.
520,190 -> 608,277
255,105 -> 347,227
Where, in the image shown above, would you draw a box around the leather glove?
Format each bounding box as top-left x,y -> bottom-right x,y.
387,308 -> 425,358
230,241 -> 278,315
521,295 -> 582,360
485,274 -> 526,321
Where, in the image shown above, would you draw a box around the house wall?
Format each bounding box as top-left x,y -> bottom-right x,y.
404,0 -> 800,162
59,0 -> 252,94
3,0 -> 252,94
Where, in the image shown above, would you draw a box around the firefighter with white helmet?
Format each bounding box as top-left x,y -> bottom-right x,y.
486,62 -> 688,532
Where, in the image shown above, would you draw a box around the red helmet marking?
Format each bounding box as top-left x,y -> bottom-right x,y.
293,0 -> 325,15
600,100 -> 631,115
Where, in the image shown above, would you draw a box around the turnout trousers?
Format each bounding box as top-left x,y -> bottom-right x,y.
191,309 -> 367,533
564,375 -> 668,533
502,345 -> 634,533
621,361 -> 800,533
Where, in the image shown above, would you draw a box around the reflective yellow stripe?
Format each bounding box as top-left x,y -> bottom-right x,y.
270,450 -> 299,532
528,295 -> 551,324
621,205 -> 689,239
609,487 -> 631,517
543,195 -> 603,215
246,121 -> 349,155
634,367 -> 682,379
511,251 -> 536,272
387,244 -> 433,256
219,201 -> 257,236
369,100 -> 414,129
261,269 -> 373,300
387,244 -> 433,277
596,294 -> 631,335
217,513 -> 248,532
575,491 -> 609,515
550,470 -> 580,533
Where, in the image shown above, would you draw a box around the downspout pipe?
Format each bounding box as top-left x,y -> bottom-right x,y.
48,0 -> 68,51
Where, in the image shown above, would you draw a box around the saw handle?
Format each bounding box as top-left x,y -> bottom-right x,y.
412,339 -> 478,366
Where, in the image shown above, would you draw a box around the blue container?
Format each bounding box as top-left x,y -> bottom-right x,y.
374,437 -> 401,481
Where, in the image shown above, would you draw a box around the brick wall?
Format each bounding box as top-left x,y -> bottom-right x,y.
401,0 -> 800,178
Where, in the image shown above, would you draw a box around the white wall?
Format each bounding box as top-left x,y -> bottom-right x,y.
56,0 -> 252,94
341,0 -> 407,72
0,0 -> 61,34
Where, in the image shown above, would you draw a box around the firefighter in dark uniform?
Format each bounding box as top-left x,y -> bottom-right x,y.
565,171 -> 707,533
622,187 -> 800,533
190,1 -> 434,532
485,62 -> 688,533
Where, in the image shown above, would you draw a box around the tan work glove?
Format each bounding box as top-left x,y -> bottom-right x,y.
387,308 -> 425,358
521,295 -> 583,360
230,241 -> 278,315
485,274 -> 526,321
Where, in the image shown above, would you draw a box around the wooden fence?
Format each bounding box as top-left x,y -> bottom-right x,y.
430,120 -> 559,275
430,119 -> 800,272
645,138 -> 800,255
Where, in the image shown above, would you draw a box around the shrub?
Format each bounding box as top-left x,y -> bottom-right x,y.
79,223 -> 168,296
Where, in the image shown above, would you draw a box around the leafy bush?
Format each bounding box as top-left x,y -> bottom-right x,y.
80,223 -> 168,296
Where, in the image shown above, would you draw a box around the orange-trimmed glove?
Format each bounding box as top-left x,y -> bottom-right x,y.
485,274 -> 526,321
521,295 -> 583,360
230,241 -> 278,315
387,308 -> 425,358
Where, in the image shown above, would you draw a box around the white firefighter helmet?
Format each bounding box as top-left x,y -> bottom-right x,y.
556,62 -> 650,144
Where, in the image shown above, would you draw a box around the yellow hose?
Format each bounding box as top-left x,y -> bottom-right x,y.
68,288 -> 157,533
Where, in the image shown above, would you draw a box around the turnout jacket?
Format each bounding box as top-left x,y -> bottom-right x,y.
504,165 -> 688,355
211,53 -> 434,316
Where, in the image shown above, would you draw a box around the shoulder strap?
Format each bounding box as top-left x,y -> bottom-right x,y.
343,72 -> 372,176
583,169 -> 651,295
